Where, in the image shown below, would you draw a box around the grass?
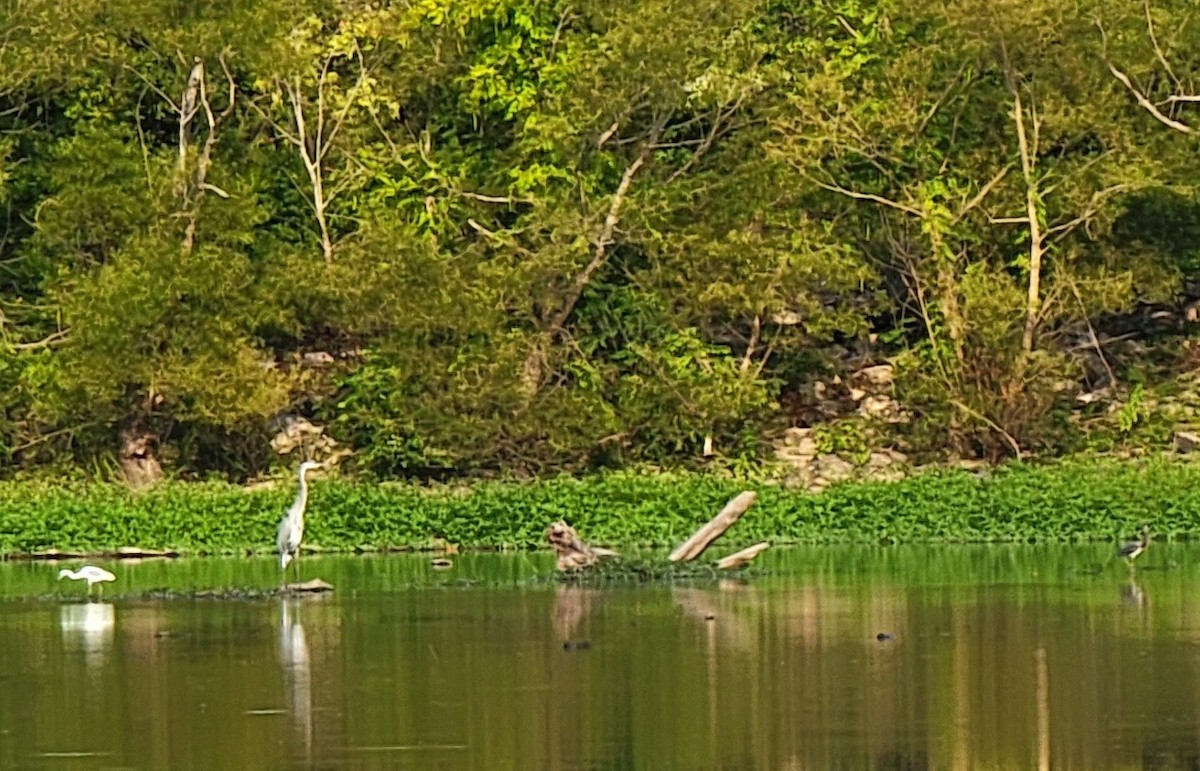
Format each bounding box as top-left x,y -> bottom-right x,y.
0,455 -> 1195,557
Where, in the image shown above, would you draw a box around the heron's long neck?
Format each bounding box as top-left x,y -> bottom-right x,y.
293,468 -> 310,516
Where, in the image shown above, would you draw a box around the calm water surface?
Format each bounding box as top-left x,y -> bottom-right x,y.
1,546 -> 1199,769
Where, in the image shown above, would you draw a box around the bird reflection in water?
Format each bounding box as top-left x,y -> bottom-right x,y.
279,599 -> 313,761
59,602 -> 115,669
1121,578 -> 1147,608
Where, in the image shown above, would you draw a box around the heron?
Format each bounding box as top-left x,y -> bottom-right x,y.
1118,524 -> 1152,565
277,460 -> 322,585
58,565 -> 116,598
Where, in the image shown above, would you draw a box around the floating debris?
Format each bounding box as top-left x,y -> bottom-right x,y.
13,547 -> 179,561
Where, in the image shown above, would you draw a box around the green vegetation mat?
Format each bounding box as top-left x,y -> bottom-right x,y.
0,457 -> 1194,557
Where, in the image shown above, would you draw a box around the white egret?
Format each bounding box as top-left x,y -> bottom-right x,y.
277,460 -> 322,583
58,565 -> 116,598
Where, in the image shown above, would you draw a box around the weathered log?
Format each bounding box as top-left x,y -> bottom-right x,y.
715,542 -> 770,570
668,490 -> 758,563
546,520 -> 620,571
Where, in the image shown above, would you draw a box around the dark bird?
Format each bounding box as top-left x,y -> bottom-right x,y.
1118,524 -> 1151,564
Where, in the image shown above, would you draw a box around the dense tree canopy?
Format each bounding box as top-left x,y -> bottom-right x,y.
0,0 -> 1198,480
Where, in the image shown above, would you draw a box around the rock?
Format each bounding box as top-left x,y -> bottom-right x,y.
866,451 -> 895,469
1175,431 -> 1200,453
867,467 -> 907,483
816,454 -> 855,482
780,427 -> 818,458
849,387 -> 868,401
782,426 -> 813,446
774,449 -> 816,467
1076,389 -> 1111,405
301,351 -> 335,367
283,578 -> 334,594
270,415 -> 340,458
859,394 -> 895,418
855,364 -> 895,388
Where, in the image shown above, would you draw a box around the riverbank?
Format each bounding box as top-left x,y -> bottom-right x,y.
0,456 -> 1194,558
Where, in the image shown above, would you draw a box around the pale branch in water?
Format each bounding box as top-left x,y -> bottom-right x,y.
669,490 -> 758,563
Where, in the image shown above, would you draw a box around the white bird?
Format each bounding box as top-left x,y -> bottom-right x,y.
277,460 -> 322,582
58,565 -> 117,597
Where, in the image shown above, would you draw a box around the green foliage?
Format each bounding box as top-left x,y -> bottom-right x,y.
0,0 -> 1196,480
813,421 -> 872,465
0,457 -> 1196,556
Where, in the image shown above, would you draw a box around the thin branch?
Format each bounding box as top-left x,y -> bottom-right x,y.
12,329 -> 69,350
1046,184 -> 1136,241
739,314 -> 761,374
133,87 -> 155,192
10,421 -> 101,455
957,165 -> 1012,218
548,134 -> 656,333
1144,0 -> 1181,89
1099,22 -> 1194,134
456,190 -> 531,205
915,62 -> 971,136
1066,277 -> 1117,387
666,94 -> 747,184
596,120 -> 621,148
123,65 -> 179,112
950,399 -> 1023,460
808,176 -> 926,218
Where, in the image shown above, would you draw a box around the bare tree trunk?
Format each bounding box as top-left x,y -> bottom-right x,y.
119,426 -> 163,489
287,78 -> 335,264
519,133 -> 656,399
1005,47 -> 1044,354
177,53 -> 235,255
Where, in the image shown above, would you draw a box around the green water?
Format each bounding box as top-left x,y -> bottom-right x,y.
1,546 -> 1199,769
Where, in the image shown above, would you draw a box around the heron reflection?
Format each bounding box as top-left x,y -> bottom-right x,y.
1121,578 -> 1147,608
279,599 -> 313,759
60,602 -> 115,668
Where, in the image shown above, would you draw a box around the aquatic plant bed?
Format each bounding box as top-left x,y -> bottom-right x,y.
0,455 -> 1195,557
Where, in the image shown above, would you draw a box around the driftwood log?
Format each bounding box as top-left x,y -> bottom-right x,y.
546,521 -> 620,571
668,491 -> 758,562
716,541 -> 770,570
547,490 -> 770,573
